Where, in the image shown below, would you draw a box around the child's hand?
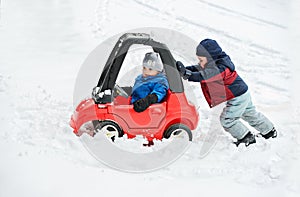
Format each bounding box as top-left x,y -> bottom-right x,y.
176,61 -> 191,80
176,61 -> 186,75
133,94 -> 158,112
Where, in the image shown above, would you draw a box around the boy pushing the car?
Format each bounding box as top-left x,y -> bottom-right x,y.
176,39 -> 277,147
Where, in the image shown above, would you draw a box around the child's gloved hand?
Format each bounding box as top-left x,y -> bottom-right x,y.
176,61 -> 192,80
133,94 -> 158,112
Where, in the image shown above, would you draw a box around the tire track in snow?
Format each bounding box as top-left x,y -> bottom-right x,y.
132,0 -> 282,56
92,0 -> 110,35
133,0 -> 290,127
196,0 -> 287,29
132,0 -> 290,97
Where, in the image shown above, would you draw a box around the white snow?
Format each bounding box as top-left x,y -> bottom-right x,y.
1,0 -> 300,197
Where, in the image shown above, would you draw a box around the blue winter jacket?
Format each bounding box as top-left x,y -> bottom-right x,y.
130,73 -> 169,104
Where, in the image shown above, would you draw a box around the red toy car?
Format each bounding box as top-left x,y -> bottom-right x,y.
70,33 -> 199,145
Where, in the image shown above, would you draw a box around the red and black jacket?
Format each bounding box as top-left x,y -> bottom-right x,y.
186,53 -> 248,108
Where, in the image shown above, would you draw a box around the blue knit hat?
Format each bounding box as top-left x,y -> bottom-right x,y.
196,39 -> 222,59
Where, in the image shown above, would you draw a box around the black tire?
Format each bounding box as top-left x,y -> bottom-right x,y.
93,120 -> 124,142
163,123 -> 192,141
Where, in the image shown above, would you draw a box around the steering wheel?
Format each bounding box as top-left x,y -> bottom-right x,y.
113,84 -> 129,98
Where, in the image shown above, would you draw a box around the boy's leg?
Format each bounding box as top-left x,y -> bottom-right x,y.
219,92 -> 250,140
241,93 -> 274,135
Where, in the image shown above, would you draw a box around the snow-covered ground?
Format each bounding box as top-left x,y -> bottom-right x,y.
0,0 -> 300,196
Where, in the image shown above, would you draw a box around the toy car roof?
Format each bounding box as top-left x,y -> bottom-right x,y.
96,33 -> 184,93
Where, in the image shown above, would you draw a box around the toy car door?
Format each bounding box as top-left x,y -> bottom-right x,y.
111,100 -> 166,129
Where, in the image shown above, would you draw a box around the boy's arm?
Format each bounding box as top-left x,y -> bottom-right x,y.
188,72 -> 204,82
132,80 -> 168,113
133,94 -> 158,113
177,61 -> 205,81
151,82 -> 168,102
189,66 -> 222,82
186,65 -> 200,72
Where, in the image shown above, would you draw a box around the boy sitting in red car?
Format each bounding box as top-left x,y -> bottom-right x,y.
130,52 -> 169,112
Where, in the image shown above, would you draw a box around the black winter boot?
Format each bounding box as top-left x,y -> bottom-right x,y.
234,132 -> 256,147
143,140 -> 154,147
261,127 -> 277,139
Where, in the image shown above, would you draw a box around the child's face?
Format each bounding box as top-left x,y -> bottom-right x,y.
197,56 -> 208,68
142,66 -> 159,77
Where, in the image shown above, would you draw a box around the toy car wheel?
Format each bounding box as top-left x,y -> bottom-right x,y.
93,120 -> 124,142
163,123 -> 192,141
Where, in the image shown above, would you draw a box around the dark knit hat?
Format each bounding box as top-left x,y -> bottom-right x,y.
196,39 -> 222,59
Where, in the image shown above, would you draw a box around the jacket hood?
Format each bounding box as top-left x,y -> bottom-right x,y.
216,54 -> 235,71
199,52 -> 235,72
196,39 -> 223,60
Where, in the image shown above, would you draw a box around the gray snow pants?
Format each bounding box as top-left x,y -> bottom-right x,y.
220,90 -> 274,140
